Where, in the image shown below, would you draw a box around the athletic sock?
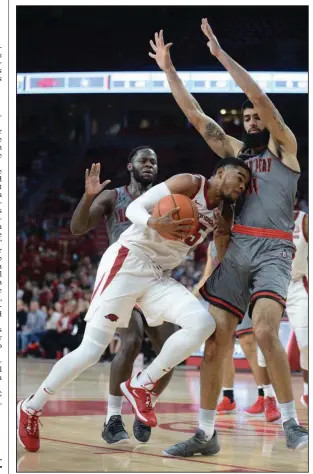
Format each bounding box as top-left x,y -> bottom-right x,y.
263,384 -> 275,398
106,395 -> 123,424
280,400 -> 299,425
199,408 -> 215,440
258,386 -> 264,397
222,388 -> 234,403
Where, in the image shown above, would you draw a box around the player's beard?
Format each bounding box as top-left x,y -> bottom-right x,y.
242,128 -> 270,151
132,167 -> 156,186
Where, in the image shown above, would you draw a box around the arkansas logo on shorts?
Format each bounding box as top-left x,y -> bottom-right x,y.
104,314 -> 119,322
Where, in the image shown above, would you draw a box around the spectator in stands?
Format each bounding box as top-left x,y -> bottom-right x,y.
20,300 -> 47,352
17,300 -> 28,351
40,303 -> 63,359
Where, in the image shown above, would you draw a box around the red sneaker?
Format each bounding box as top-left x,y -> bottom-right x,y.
264,396 -> 281,422
217,396 -> 238,414
300,394 -> 308,408
17,396 -> 42,452
120,376 -> 157,427
244,396 -> 265,416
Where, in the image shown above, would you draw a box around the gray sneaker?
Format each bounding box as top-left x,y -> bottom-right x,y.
102,415 -> 130,444
163,429 -> 220,457
283,418 -> 308,450
133,418 -> 152,443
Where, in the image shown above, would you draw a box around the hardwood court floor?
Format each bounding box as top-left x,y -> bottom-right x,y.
17,359 -> 308,472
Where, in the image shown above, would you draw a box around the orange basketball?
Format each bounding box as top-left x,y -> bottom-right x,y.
153,194 -> 199,240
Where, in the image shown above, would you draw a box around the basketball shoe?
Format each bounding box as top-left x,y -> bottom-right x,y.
102,415 -> 130,444
264,396 -> 281,422
120,374 -> 157,427
17,396 -> 42,452
217,396 -> 238,414
244,395 -> 265,416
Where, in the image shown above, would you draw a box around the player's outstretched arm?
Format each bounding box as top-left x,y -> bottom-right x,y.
70,163 -> 114,235
200,18 -> 299,171
149,30 -> 243,159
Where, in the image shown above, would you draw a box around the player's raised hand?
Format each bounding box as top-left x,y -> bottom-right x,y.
149,30 -> 173,72
85,163 -> 111,198
201,18 -> 222,57
151,207 -> 195,240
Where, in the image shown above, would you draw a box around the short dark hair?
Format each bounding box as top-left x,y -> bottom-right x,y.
213,157 -> 252,179
241,99 -> 254,117
127,145 -> 155,164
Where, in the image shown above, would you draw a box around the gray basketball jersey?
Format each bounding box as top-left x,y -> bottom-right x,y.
235,148 -> 299,232
105,186 -> 133,245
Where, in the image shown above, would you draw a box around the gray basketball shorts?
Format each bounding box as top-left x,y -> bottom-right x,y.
200,229 -> 294,320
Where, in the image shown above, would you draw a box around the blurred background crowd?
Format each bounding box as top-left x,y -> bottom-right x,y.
17,5 -> 308,361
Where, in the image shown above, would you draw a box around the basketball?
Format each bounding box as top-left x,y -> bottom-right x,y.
153,194 -> 199,240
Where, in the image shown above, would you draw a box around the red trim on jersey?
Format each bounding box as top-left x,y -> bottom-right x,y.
91,272 -> 107,302
233,224 -> 293,241
235,328 -> 253,337
250,290 -> 286,307
303,276 -> 308,293
100,246 -> 129,295
124,185 -> 135,201
302,213 -> 308,243
189,175 -> 202,200
293,210 -> 300,222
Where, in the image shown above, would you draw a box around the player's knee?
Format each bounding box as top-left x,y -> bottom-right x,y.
191,310 -> 216,339
79,340 -> 105,366
253,323 -> 278,351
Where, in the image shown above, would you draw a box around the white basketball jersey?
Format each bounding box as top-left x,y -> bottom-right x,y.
291,211 -> 308,280
118,175 -> 220,270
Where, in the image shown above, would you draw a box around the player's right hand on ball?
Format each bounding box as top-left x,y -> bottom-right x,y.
85,163 -> 111,198
149,207 -> 194,240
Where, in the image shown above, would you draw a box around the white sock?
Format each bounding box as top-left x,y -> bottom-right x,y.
199,408 -> 215,440
106,395 -> 123,423
279,400 -> 299,425
304,382 -> 308,396
263,384 -> 275,398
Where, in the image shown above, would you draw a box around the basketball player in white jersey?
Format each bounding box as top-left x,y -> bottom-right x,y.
70,146 -> 178,444
150,22 -> 308,454
258,200 -> 308,407
17,157 -> 251,453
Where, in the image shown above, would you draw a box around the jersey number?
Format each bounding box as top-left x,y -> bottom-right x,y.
247,176 -> 259,196
185,221 -> 207,247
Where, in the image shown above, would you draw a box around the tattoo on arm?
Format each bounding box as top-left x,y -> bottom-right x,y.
204,122 -> 227,144
272,110 -> 285,133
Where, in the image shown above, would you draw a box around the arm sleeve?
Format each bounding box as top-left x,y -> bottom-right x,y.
125,182 -> 171,227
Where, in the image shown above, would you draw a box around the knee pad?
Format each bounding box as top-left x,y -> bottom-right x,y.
257,345 -> 267,367
294,327 -> 308,370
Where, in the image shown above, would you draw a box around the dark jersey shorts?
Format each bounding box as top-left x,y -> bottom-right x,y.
200,228 -> 295,320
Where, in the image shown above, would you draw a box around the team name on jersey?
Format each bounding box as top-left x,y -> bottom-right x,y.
245,157 -> 272,173
114,208 -> 129,223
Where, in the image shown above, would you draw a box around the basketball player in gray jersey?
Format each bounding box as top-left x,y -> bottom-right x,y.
70,146 -> 177,444
149,21 -> 307,454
